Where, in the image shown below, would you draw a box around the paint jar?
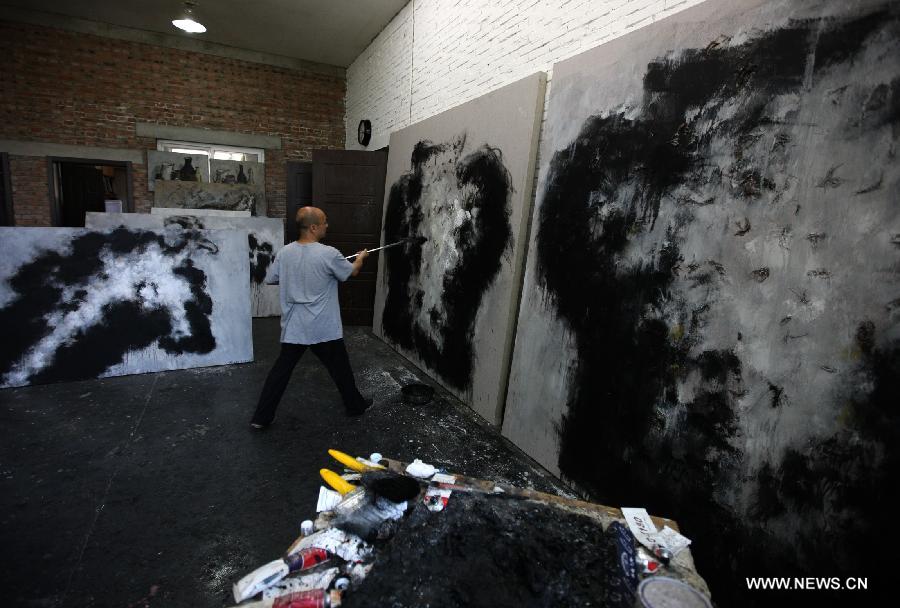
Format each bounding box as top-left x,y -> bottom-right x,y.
401,383 -> 434,406
300,519 -> 315,536
636,577 -> 711,608
334,577 -> 350,591
271,589 -> 342,608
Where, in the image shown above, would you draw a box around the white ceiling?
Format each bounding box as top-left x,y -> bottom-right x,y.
0,0 -> 408,67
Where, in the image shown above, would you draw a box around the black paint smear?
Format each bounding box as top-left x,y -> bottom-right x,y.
29,301 -> 173,385
382,139 -> 512,390
248,234 -> 274,285
536,7 -> 898,607
158,260 -> 216,355
0,228 -> 217,387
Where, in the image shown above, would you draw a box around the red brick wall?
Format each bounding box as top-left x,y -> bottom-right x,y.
0,20 -> 346,225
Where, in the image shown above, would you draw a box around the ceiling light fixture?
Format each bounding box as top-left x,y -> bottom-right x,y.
172,2 -> 206,34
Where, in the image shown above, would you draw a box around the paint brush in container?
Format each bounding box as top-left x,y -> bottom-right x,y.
344,236 -> 427,260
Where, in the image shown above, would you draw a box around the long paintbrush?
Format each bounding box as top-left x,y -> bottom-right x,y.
344,236 -> 427,260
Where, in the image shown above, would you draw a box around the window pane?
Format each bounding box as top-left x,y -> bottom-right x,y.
170,148 -> 209,156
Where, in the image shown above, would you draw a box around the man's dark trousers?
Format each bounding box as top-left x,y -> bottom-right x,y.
251,339 -> 367,425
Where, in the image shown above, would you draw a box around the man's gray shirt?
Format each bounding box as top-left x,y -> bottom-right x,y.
265,242 -> 354,344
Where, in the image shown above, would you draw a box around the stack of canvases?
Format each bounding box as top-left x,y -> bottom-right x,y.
371,0 -> 899,605
0,207 -> 284,389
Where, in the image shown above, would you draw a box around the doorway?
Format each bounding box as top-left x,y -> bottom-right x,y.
48,158 -> 133,227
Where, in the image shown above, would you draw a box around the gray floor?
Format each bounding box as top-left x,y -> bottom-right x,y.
0,319 -> 569,607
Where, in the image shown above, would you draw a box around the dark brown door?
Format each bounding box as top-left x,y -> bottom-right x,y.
312,149 -> 387,326
285,161 -> 312,244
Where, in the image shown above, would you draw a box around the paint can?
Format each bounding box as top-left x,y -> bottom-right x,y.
284,548 -> 331,572
401,383 -> 434,406
271,589 -> 342,608
636,577 -> 712,608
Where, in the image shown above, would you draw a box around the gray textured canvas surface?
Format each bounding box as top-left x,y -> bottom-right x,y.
154,181 -> 268,217
86,212 -> 283,317
502,0 -> 899,600
151,208 -> 251,218
373,72 -> 546,424
0,227 -> 253,388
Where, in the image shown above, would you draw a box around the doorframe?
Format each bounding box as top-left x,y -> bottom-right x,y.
285,160 -> 312,245
1,152 -> 13,226
47,157 -> 134,226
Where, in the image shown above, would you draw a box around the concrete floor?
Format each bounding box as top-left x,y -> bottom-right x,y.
0,319 -> 569,607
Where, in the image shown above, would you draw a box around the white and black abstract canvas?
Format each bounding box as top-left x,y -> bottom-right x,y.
503,0 -> 899,603
86,212 -> 283,317
373,73 -> 546,424
0,227 -> 253,389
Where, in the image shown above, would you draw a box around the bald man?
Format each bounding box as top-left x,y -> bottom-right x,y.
250,207 -> 370,428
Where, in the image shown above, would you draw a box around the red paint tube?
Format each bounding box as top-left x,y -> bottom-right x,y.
284,548 -> 331,572
272,589 -> 342,608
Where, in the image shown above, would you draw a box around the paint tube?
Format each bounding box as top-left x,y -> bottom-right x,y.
262,568 -> 340,601
636,550 -> 662,575
236,589 -> 343,608
269,589 -> 341,608
284,548 -> 331,572
424,485 -> 452,511
233,559 -> 290,603
293,527 -> 373,562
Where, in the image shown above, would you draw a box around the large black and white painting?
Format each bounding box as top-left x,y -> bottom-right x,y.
86,212 -> 283,317
503,0 -> 899,604
373,73 -> 546,423
0,227 -> 253,389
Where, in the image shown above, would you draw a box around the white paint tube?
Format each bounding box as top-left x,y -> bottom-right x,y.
232,559 -> 290,603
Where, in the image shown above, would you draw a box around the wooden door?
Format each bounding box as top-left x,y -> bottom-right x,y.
285,161 -> 313,244
312,149 -> 387,326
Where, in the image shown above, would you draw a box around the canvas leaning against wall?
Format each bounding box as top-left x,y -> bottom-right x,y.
373,72 -> 546,424
0,227 -> 253,389
502,0 -> 899,603
86,212 -> 283,317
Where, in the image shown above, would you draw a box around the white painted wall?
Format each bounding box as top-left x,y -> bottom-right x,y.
345,0 -> 708,151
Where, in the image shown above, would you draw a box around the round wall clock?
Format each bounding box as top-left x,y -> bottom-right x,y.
357,119 -> 372,146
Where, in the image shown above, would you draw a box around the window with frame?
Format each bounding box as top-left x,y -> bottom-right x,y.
156,140 -> 265,164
